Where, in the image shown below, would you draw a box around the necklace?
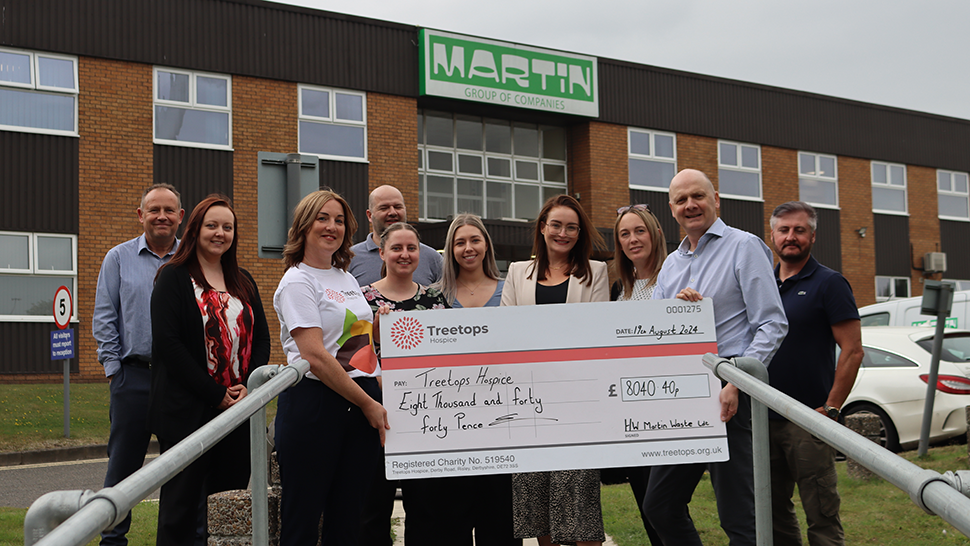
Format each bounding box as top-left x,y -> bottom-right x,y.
549,261 -> 568,271
458,277 -> 487,295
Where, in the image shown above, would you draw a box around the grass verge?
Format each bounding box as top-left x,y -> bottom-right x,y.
602,443 -> 970,545
0,383 -> 277,454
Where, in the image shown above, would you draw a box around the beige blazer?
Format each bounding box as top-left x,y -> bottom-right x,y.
500,260 -> 609,306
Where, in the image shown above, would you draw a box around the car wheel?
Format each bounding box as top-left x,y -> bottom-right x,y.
844,403 -> 901,453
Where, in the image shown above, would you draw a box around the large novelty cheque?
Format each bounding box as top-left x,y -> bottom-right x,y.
379,298 -> 728,479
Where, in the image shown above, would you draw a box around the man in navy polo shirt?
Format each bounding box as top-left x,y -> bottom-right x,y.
768,201 -> 863,546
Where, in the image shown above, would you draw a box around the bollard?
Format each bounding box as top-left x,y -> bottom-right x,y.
844,413 -> 881,480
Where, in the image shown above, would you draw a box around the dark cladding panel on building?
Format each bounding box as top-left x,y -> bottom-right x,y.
317,160 -> 370,245
813,208 -> 842,273
0,322 -> 77,374
874,214 -> 912,277
719,199 -> 764,239
0,132 -> 78,233
940,220 -> 970,280
598,58 -> 970,174
1,0 -> 418,95
153,145 -> 234,220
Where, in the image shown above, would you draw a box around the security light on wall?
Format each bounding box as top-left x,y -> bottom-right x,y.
855,227 -> 867,238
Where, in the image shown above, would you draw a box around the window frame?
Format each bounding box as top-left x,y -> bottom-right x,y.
875,275 -> 910,303
871,160 -> 908,215
0,47 -> 79,137
152,66 -> 233,151
797,151 -> 839,209
627,128 -> 677,192
417,112 -> 567,222
298,84 -> 368,163
717,140 -> 762,201
0,231 -> 77,323
937,169 -> 970,221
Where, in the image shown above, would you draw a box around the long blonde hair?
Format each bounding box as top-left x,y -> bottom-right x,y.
437,214 -> 500,303
611,206 -> 666,300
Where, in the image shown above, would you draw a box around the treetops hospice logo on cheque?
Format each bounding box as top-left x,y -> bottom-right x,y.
391,316 -> 424,350
390,316 -> 491,350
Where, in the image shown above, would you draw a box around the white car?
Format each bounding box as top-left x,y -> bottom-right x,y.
842,327 -> 970,452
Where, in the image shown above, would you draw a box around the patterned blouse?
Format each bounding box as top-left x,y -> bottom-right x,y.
192,278 -> 254,388
361,283 -> 449,356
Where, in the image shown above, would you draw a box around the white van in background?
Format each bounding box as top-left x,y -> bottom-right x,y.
858,290 -> 970,328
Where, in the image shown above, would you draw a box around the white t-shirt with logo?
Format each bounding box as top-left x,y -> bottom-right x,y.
274,262 -> 378,380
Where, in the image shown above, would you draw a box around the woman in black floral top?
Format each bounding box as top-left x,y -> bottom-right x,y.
361,221 -> 452,544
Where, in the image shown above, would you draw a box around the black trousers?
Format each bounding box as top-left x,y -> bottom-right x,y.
276,377 -> 382,546
156,421 -> 251,546
401,474 -> 520,546
101,363 -> 153,546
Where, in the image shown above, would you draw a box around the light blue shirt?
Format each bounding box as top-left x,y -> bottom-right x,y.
92,234 -> 178,378
452,280 -> 504,308
653,218 -> 787,366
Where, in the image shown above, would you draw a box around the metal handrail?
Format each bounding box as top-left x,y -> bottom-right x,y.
704,354 -> 970,539
24,359 -> 310,546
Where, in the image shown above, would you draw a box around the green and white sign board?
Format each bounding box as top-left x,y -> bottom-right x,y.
420,29 -> 599,117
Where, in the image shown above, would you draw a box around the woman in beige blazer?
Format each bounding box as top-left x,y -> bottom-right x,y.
500,194 -> 609,546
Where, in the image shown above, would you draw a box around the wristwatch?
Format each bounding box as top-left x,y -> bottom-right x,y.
823,405 -> 840,420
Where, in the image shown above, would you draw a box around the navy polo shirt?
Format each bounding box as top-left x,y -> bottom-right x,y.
769,255 -> 859,419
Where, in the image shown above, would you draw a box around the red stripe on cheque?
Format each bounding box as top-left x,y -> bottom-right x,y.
382,342 -> 719,370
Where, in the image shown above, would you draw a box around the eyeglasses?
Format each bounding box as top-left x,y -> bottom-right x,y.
617,204 -> 651,215
544,221 -> 580,236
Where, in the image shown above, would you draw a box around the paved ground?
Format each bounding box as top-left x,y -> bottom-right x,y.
4,447 -> 617,545
0,454 -> 160,509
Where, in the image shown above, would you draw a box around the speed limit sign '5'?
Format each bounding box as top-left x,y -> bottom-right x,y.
53,286 -> 73,330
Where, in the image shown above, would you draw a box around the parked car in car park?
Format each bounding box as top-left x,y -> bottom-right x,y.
842,327 -> 970,452
858,290 -> 970,328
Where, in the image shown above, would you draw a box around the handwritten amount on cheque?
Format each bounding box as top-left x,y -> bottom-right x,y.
390,366 -> 702,440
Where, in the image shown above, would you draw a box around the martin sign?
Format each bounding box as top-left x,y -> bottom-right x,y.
420,29 -> 599,118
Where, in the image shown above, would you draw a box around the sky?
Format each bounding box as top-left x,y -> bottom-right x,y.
276,0 -> 970,121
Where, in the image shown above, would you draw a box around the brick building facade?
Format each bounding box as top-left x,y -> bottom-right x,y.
1,0 -> 968,381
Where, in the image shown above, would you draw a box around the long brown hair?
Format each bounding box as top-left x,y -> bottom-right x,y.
529,194 -> 605,286
611,206 -> 666,299
158,194 -> 254,302
378,222 -> 421,278
282,190 -> 358,271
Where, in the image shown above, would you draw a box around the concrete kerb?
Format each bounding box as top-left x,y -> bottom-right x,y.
0,440 -> 160,467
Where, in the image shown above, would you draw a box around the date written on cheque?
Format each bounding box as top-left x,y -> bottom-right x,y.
617,374 -> 713,402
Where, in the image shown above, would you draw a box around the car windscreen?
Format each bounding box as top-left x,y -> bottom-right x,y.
915,333 -> 970,362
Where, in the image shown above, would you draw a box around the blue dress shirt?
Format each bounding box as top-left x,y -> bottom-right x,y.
653,218 -> 788,366
92,234 -> 178,378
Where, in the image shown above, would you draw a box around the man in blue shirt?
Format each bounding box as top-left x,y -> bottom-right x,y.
93,183 -> 183,546
769,201 -> 862,546
348,185 -> 442,287
646,168 -> 788,546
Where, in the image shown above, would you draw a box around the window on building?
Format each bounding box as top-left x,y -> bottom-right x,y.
938,170 -> 969,220
718,141 -> 761,199
798,152 -> 838,207
0,232 -> 76,321
875,275 -> 910,302
628,128 -> 676,191
0,48 -> 78,136
871,161 -> 907,214
417,111 -> 567,221
298,85 -> 367,161
154,67 -> 231,149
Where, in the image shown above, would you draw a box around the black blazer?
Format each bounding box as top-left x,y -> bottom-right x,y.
149,263 -> 271,441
